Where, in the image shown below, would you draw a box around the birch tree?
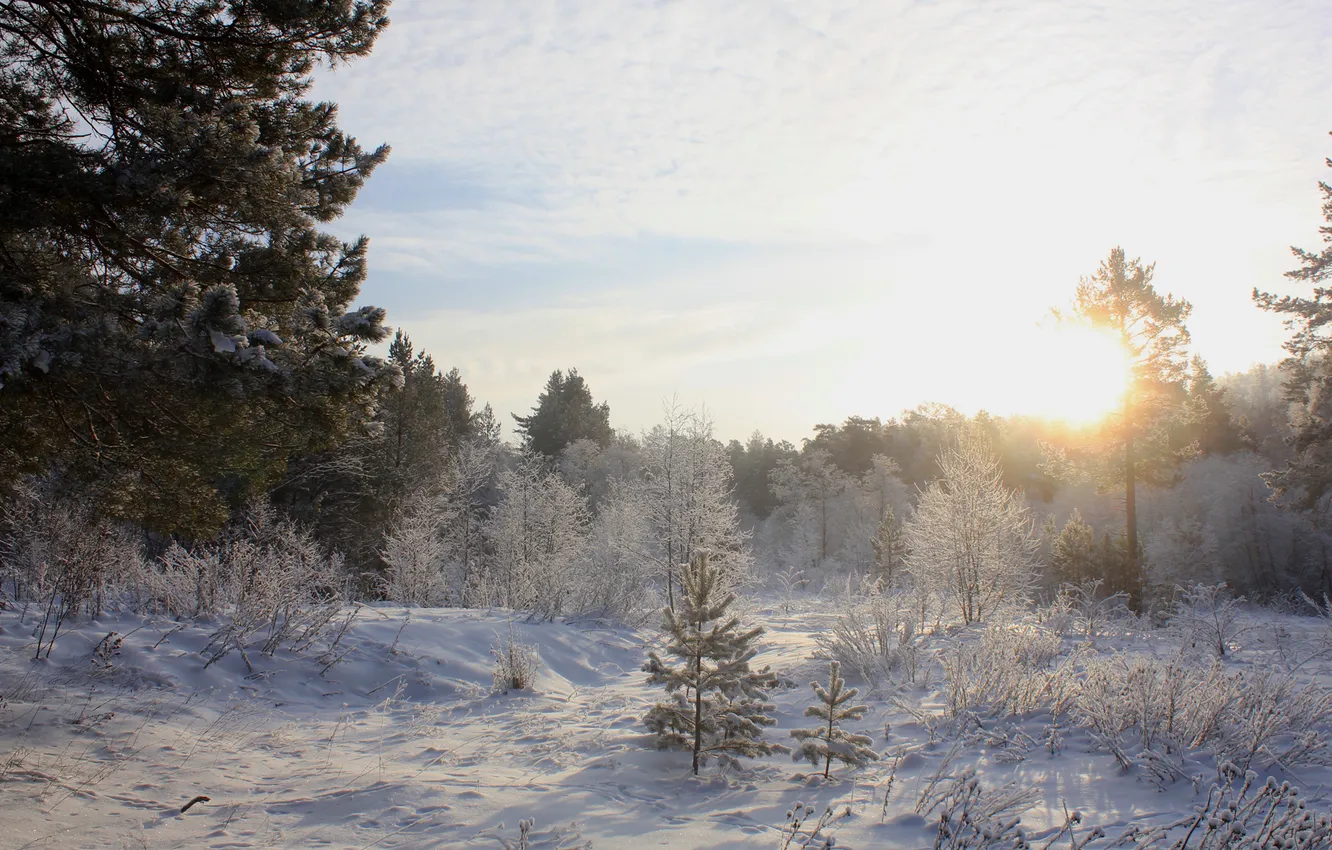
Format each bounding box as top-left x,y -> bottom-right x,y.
639,402 -> 749,608
905,430 -> 1038,624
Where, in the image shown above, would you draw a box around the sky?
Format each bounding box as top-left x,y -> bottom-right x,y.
312,0 -> 1332,444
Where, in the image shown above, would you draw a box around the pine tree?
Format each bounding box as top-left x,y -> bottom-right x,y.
791,661 -> 877,779
1254,142 -> 1332,507
642,553 -> 784,774
0,1 -> 394,534
1183,357 -> 1248,457
1048,248 -> 1194,609
1051,510 -> 1097,586
872,504 -> 907,588
512,369 -> 612,459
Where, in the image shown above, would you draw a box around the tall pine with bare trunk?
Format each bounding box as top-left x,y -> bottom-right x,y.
1046,248 -> 1194,608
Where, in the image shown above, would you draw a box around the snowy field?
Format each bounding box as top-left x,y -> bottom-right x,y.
3,596 -> 1332,849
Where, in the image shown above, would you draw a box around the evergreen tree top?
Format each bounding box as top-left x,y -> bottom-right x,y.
0,0 -> 395,534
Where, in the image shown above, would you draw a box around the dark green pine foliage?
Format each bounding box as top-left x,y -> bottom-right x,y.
0,0 -> 393,535
1183,357 -> 1248,457
1254,142 -> 1332,507
643,553 -> 785,775
791,661 -> 877,778
274,331 -> 475,576
1050,509 -> 1097,586
803,416 -> 892,476
726,431 -> 799,520
381,332 -> 464,486
440,367 -> 477,448
512,369 -> 612,459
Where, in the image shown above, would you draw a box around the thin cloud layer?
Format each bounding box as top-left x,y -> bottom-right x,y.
314,0 -> 1332,440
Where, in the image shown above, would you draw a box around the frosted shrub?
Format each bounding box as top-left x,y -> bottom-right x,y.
1033,585 -> 1079,636
816,590 -> 921,688
1076,655 -> 1224,774
772,565 -> 809,615
1067,580 -> 1132,638
150,508 -> 348,669
911,764 -> 1332,850
1075,655 -> 1332,777
915,753 -> 1038,850
1220,666 -> 1332,772
0,482 -> 142,657
491,631 -> 542,693
1161,766 -> 1332,850
941,626 -> 1077,718
1170,583 -> 1248,658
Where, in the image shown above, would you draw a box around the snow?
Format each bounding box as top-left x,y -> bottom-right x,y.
3,599 -> 1332,848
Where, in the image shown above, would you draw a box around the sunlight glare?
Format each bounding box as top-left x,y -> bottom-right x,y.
1013,324 -> 1130,424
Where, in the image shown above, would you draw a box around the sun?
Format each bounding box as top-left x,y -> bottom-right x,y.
1012,324 -> 1130,424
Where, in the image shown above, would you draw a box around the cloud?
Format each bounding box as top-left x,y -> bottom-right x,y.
313,0 -> 1332,438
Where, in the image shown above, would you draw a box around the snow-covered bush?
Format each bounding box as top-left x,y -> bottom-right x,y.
776,801 -> 844,850
1169,582 -> 1248,658
146,508 -> 348,669
491,631 -> 542,693
772,566 -> 809,615
815,590 -> 921,688
912,762 -> 1332,849
940,625 -> 1078,719
915,753 -> 1038,850
1076,654 -> 1332,777
1160,766 -> 1332,850
0,481 -> 142,657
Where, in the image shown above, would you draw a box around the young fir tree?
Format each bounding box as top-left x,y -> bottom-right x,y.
1051,510 -> 1097,586
872,504 -> 907,588
791,661 -> 878,779
643,553 -> 784,774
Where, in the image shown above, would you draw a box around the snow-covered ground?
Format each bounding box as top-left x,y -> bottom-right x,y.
3,598 -> 1332,849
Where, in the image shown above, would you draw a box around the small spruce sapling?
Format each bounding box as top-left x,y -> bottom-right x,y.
791,660 -> 878,778
643,552 -> 785,774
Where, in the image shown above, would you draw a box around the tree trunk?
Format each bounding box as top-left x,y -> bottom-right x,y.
1124,394 -> 1140,612
824,709 -> 834,778
692,656 -> 703,775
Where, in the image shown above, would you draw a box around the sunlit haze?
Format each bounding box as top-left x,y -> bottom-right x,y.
313,0 -> 1332,441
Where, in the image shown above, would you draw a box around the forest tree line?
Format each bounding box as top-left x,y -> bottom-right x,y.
5,0 -> 1332,627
